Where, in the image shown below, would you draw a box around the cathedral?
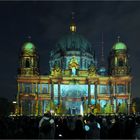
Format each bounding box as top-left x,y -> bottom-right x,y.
15,18 -> 132,116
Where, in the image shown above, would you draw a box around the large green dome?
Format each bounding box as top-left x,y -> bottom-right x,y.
22,42 -> 36,54
112,42 -> 127,50
55,33 -> 92,53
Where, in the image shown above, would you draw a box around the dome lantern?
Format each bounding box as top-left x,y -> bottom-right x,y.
70,23 -> 76,32
70,12 -> 76,33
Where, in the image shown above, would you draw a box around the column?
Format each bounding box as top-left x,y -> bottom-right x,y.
35,98 -> 38,116
95,82 -> 97,104
88,82 -> 91,105
31,83 -> 33,93
51,82 -> 54,100
48,83 -> 51,95
110,82 -> 113,112
18,83 -> 20,93
51,82 -> 54,110
96,83 -> 100,103
48,83 -> 51,111
116,98 -> 117,113
36,83 -> 37,93
114,82 -> 117,95
128,82 -> 131,115
22,83 -> 24,93
40,100 -> 43,116
97,84 -> 100,94
17,83 -> 20,115
42,100 -> 44,115
40,83 -> 42,94
58,82 -> 60,105
36,83 -> 39,116
114,83 -> 117,113
20,100 -> 23,115
32,100 -> 34,115
38,100 -> 41,116
125,81 -> 128,94
80,57 -> 82,69
29,101 -> 31,115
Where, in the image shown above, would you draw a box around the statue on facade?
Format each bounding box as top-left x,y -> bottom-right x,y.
88,64 -> 96,76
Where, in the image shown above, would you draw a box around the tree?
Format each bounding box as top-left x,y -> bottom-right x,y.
118,102 -> 127,113
57,100 -> 66,115
83,102 -> 88,114
132,102 -> 136,114
93,103 -> 101,114
104,102 -> 112,114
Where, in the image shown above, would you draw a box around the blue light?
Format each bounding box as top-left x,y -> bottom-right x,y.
90,85 -> 95,95
54,100 -> 58,105
54,84 -> 58,97
118,99 -> 123,104
91,99 -> 95,105
85,125 -> 90,131
72,67 -> 76,75
60,85 -> 88,97
100,100 -> 107,108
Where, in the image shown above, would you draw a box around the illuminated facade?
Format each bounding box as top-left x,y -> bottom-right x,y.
16,20 -> 132,116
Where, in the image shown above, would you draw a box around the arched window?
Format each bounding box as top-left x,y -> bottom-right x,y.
84,59 -> 86,68
25,59 -> 30,68
118,58 -> 124,66
42,87 -> 47,93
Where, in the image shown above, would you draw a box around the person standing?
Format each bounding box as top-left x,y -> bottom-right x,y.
84,114 -> 100,139
38,112 -> 55,139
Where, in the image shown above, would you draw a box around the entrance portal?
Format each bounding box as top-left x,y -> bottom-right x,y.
65,101 -> 83,115
60,85 -> 87,115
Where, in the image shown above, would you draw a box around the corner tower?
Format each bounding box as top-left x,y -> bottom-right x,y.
18,42 -> 39,76
109,38 -> 130,76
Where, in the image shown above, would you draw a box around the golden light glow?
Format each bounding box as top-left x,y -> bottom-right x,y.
70,25 -> 76,32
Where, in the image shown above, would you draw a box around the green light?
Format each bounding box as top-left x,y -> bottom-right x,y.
25,43 -> 33,50
22,42 -> 35,54
113,42 -> 127,50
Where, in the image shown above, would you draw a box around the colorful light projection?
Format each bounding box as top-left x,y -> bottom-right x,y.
60,84 -> 88,97
38,84 -> 49,94
113,42 -> 127,50
90,85 -> 95,95
22,42 -> 36,54
117,85 -> 125,94
91,99 -> 95,105
100,85 -> 108,94
54,84 -> 58,97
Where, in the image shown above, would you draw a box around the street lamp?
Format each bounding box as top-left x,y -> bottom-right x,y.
12,101 -> 17,104
12,101 -> 17,115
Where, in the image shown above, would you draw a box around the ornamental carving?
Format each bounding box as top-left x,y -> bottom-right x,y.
69,56 -> 79,69
88,64 -> 96,76
52,63 -> 62,76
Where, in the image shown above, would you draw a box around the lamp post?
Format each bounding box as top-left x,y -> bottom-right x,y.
12,101 -> 17,115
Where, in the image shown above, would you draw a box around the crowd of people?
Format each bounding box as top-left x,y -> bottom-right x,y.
0,113 -> 140,139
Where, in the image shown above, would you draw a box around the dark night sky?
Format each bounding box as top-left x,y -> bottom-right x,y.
0,1 -> 140,101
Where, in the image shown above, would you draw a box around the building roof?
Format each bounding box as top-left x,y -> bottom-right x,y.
22,42 -> 36,54
53,32 -> 92,54
112,42 -> 127,50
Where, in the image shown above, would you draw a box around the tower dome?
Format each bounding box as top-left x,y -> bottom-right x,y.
22,42 -> 36,55
112,42 -> 127,50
